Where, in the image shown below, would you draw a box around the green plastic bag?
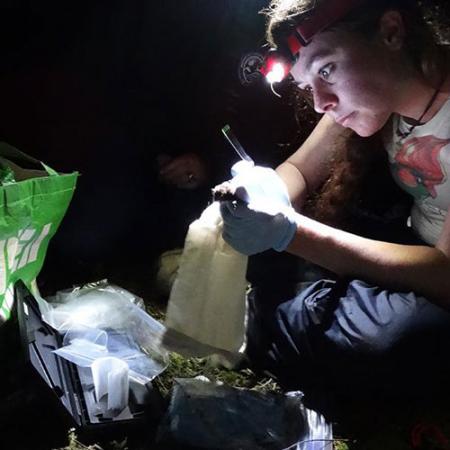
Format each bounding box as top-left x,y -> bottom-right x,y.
0,142 -> 78,323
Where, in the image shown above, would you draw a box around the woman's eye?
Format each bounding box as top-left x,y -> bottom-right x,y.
319,63 -> 334,80
297,84 -> 313,93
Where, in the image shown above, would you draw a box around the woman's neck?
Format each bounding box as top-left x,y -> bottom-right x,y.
396,72 -> 450,124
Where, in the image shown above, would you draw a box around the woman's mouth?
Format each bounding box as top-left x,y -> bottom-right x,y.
336,112 -> 354,127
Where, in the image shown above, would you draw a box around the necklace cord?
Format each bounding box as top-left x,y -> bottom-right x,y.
396,79 -> 445,139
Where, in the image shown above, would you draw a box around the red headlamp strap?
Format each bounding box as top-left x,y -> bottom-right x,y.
287,34 -> 303,57
295,0 -> 364,47
262,0 -> 365,83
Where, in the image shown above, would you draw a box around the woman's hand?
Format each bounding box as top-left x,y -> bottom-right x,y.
218,161 -> 298,255
157,152 -> 209,190
220,200 -> 297,255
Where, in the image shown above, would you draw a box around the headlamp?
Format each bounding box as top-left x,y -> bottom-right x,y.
259,53 -> 291,84
260,0 -> 364,84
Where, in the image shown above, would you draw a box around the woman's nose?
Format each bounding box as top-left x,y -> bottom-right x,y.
313,87 -> 338,114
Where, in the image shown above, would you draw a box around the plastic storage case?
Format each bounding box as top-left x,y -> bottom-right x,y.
15,281 -> 162,433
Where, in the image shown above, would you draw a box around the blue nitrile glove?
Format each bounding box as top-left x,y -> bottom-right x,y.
220,201 -> 298,255
228,160 -> 291,206
219,160 -> 298,255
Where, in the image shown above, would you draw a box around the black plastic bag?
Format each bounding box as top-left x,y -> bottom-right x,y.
156,377 -> 307,450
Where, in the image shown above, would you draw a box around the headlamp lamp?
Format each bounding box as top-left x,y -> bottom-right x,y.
260,0 -> 364,84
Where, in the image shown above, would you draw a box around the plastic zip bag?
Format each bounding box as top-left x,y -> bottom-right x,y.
42,281 -> 169,384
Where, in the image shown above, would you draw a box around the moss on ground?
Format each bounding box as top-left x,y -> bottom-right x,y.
55,429 -> 128,450
154,352 -> 281,397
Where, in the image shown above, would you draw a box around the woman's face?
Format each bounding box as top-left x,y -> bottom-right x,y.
290,28 -> 403,137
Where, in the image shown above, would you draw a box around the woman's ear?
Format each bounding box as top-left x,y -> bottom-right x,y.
378,10 -> 405,51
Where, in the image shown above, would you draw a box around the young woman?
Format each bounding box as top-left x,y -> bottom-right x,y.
220,0 -> 450,394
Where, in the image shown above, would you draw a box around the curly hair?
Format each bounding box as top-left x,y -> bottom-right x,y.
262,0 -> 450,230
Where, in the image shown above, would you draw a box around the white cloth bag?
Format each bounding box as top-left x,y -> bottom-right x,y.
164,202 -> 248,365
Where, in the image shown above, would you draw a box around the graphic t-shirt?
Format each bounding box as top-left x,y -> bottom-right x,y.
384,96 -> 450,245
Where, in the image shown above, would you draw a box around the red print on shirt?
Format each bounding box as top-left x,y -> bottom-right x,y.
394,135 -> 449,198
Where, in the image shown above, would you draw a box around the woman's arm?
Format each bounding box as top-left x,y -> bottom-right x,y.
276,114 -> 351,210
277,115 -> 450,304
286,211 -> 450,307
222,114 -> 450,305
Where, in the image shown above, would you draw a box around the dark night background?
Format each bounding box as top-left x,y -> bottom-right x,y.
2,2 -> 450,449
0,0 -> 304,291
